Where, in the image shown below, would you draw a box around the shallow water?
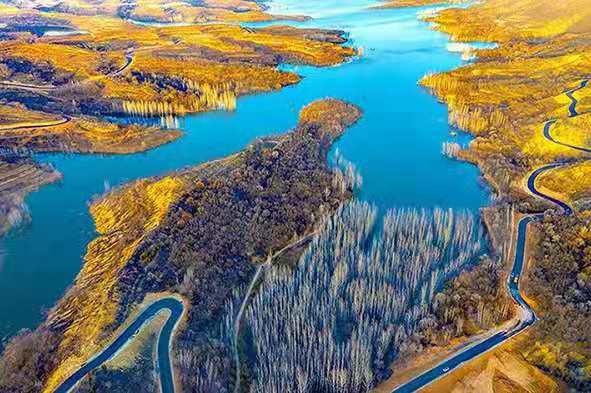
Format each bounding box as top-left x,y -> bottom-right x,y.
0,1 -> 489,338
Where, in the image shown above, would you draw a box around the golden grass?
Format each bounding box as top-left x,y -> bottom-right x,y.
0,103 -> 62,126
378,0 -> 465,9
519,116 -> 591,161
420,334 -> 562,393
537,161 -> 591,205
548,114 -> 591,150
426,0 -> 591,42
44,176 -> 186,393
574,88 -> 591,114
0,3 -> 21,15
0,103 -> 182,153
0,42 -> 125,81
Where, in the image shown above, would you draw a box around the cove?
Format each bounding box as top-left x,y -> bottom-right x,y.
0,0 -> 489,339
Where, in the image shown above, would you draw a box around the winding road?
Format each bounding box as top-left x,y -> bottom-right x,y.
392,80 -> 588,392
52,297 -> 184,393
51,230 -> 317,393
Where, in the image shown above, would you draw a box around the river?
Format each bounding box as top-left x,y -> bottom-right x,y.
0,0 -> 488,340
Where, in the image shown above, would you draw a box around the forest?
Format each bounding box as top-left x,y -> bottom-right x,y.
245,201 -> 485,392
0,99 -> 362,393
526,212 -> 591,390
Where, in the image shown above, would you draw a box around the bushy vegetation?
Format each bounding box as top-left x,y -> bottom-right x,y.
525,212 -> 591,390
245,201 -> 484,392
0,328 -> 62,392
0,100 -> 361,392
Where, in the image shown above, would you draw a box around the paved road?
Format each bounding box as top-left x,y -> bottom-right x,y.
391,80 -> 588,392
52,297 -> 184,393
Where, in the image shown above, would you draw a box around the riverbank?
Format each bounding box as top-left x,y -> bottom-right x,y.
0,155 -> 61,235
0,99 -> 361,392
382,0 -> 591,390
0,1 -> 356,239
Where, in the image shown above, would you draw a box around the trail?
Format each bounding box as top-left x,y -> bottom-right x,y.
0,116 -> 71,132
232,230 -> 318,393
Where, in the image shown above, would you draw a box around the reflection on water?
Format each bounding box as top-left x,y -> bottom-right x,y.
0,1 -> 488,338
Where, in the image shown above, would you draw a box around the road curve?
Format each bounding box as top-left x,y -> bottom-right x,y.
52,297 -> 184,393
391,80 -> 587,392
0,116 -> 71,132
566,80 -> 588,117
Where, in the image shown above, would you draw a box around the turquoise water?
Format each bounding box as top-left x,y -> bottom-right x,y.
0,1 -> 488,338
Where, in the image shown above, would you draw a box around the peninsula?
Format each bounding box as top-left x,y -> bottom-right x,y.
0,99 -> 362,393
0,0 -> 355,234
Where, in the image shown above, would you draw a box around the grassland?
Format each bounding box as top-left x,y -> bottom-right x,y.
537,161 -> 591,207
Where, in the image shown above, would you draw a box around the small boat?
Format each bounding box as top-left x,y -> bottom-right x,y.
449,131 -> 458,137
442,367 -> 450,373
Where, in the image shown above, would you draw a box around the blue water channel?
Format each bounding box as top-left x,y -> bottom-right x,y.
0,1 -> 489,338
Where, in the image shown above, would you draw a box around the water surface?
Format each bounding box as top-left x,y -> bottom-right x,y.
0,1 -> 488,338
